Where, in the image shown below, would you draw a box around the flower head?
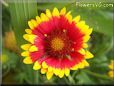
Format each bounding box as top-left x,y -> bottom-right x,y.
21,7 -> 94,80
108,60 -> 114,78
1,54 -> 9,64
4,31 -> 18,52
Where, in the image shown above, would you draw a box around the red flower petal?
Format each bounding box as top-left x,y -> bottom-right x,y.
30,51 -> 44,62
45,52 -> 84,69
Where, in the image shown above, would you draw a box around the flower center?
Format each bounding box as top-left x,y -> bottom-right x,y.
51,37 -> 64,51
44,29 -> 73,58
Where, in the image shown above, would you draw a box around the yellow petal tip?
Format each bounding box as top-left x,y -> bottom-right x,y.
85,51 -> 94,59
46,72 -> 53,80
33,61 -> 41,70
29,45 -> 38,52
42,61 -> 48,68
23,57 -> 33,64
52,7 -> 59,17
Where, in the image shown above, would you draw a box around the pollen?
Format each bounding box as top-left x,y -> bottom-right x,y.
63,29 -> 66,33
44,34 -> 48,37
51,37 -> 64,51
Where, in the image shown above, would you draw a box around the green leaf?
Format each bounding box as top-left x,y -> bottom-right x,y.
76,70 -> 95,84
2,5 -> 11,35
2,48 -> 19,68
90,32 -> 113,56
71,7 -> 113,37
84,69 -> 114,83
7,1 -> 39,84
37,3 -> 70,11
8,0 -> 38,46
91,55 -> 108,63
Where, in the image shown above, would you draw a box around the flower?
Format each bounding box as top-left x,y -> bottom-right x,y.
1,54 -> 9,64
21,7 -> 94,80
108,60 -> 114,78
3,31 -> 18,52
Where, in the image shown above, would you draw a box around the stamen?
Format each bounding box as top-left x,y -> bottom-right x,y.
63,29 -> 66,33
44,34 -> 48,37
51,37 -> 64,51
66,55 -> 72,61
74,42 -> 76,44
72,48 -> 74,51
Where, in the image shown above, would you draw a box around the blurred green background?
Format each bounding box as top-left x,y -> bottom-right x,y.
1,0 -> 114,85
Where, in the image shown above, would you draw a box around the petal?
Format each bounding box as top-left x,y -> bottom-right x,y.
29,45 -> 38,52
86,28 -> 93,35
45,52 -> 84,69
21,44 -> 31,50
31,19 -> 38,27
76,21 -> 85,29
23,57 -> 33,64
40,13 -> 49,22
46,9 -> 52,18
25,29 -> 32,34
53,68 -> 60,76
23,34 -> 36,44
34,36 -> 44,49
28,21 -> 34,29
52,7 -> 59,17
46,71 -> 53,80
64,68 -> 70,76
66,21 -> 84,42
65,11 -> 72,23
79,25 -> 89,33
63,52 -> 84,68
36,16 -> 42,24
83,35 -> 90,42
108,71 -> 114,78
82,27 -> 93,36
33,61 -> 41,70
42,61 -> 48,68
45,57 -> 59,68
108,61 -> 114,69
83,60 -> 89,67
77,23 -> 93,36
77,61 -> 85,69
108,65 -> 113,69
71,64 -> 79,70
73,15 -> 80,23
84,51 -> 94,59
48,66 -> 53,72
78,48 -> 85,55
21,51 -> 29,57
58,69 -> 64,78
36,20 -> 54,34
60,7 -> 66,15
41,68 -> 47,74
30,51 -> 44,62
82,43 -> 88,48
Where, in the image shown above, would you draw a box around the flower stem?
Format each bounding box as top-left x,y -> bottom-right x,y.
2,65 -> 10,77
72,70 -> 78,78
68,74 -> 76,85
34,70 -> 40,84
64,77 -> 70,85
